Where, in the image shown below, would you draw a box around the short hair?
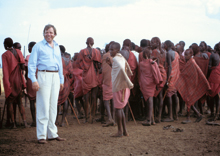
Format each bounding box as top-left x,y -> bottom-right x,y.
43,24 -> 57,35
131,42 -> 136,50
4,37 -> 13,48
191,43 -> 200,54
59,45 -> 66,53
123,39 -> 131,50
13,42 -> 20,49
105,44 -> 109,52
140,39 -> 148,47
164,40 -> 173,49
200,41 -> 207,50
28,41 -> 36,48
179,41 -> 185,47
112,42 -> 121,50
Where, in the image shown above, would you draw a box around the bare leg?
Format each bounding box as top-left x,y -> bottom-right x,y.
17,95 -> 29,128
111,109 -> 123,137
13,103 -> 17,125
96,95 -> 105,123
124,105 -> 129,122
172,93 -> 178,120
191,105 -> 203,122
198,100 -> 204,115
156,91 -> 163,123
209,97 -> 215,117
161,96 -> 174,122
121,109 -> 128,136
110,99 -> 115,121
25,95 -> 28,107
8,101 -> 16,128
75,97 -> 83,119
214,95 -> 220,120
182,110 -> 191,124
60,100 -> 68,127
102,100 -> 115,127
142,97 -> 153,126
91,87 -> 99,123
84,92 -> 90,123
30,100 -> 36,126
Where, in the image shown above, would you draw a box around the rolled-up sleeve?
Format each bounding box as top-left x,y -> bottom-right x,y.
58,53 -> 64,84
28,45 -> 38,83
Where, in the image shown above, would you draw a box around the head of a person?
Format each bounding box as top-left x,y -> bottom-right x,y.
73,53 -> 79,61
143,47 -> 152,59
59,45 -> 66,54
109,42 -> 120,57
191,43 -> 200,55
175,43 -> 182,53
199,41 -> 207,52
179,41 -> 185,49
86,37 -> 94,47
215,42 -> 220,54
151,37 -> 161,50
140,39 -> 151,48
123,39 -> 132,50
164,40 -> 173,51
184,49 -> 193,62
43,24 -> 57,43
3,37 -> 13,50
106,41 -> 115,52
13,42 -> 21,50
28,41 -> 36,53
131,42 -> 136,51
121,45 -> 130,51
207,45 -> 213,53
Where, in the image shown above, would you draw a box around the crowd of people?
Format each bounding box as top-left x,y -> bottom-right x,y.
1,24 -> 220,143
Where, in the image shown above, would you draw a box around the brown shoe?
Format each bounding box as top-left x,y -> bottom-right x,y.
38,139 -> 48,144
48,137 -> 66,141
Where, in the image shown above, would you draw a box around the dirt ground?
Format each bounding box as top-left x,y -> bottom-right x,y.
0,93 -> 220,156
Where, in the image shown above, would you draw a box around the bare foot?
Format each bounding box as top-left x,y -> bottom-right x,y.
181,120 -> 191,124
142,120 -> 151,126
102,120 -> 114,127
161,118 -> 174,122
111,133 -> 123,137
123,132 -> 129,136
10,123 -> 17,129
195,115 -> 203,122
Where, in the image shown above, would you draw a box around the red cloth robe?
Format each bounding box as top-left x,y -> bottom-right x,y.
175,58 -> 211,111
166,52 -> 180,97
151,49 -> 167,97
127,51 -> 138,96
2,49 -> 26,98
72,61 -> 83,99
102,52 -> 113,101
208,63 -> 220,97
25,55 -> 37,101
58,57 -> 73,105
77,48 -> 102,95
139,59 -> 163,101
194,55 -> 209,77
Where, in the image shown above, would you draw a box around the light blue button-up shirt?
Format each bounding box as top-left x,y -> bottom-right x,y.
28,39 -> 64,84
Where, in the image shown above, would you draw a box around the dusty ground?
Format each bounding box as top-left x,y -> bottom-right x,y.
0,93 -> 220,156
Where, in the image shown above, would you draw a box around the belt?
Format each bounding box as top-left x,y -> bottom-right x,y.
38,70 -> 58,73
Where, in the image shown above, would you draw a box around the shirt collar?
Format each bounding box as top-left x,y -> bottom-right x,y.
43,38 -> 58,46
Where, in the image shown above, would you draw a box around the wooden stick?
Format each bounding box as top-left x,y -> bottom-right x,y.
68,98 -> 80,125
122,89 -> 125,102
163,76 -> 173,101
127,101 -> 137,125
65,117 -> 69,126
0,101 -> 6,128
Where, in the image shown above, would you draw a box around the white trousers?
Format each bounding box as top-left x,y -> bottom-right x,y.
36,71 -> 60,140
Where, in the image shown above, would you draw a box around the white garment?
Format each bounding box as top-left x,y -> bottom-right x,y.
36,71 -> 60,140
112,53 -> 133,93
131,50 -> 139,63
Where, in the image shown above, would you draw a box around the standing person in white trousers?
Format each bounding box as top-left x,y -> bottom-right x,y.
28,24 -> 66,144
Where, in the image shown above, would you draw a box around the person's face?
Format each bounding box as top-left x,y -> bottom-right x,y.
199,42 -> 206,52
109,45 -> 118,57
176,45 -> 182,53
151,39 -> 158,49
44,27 -> 55,43
184,51 -> 191,62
